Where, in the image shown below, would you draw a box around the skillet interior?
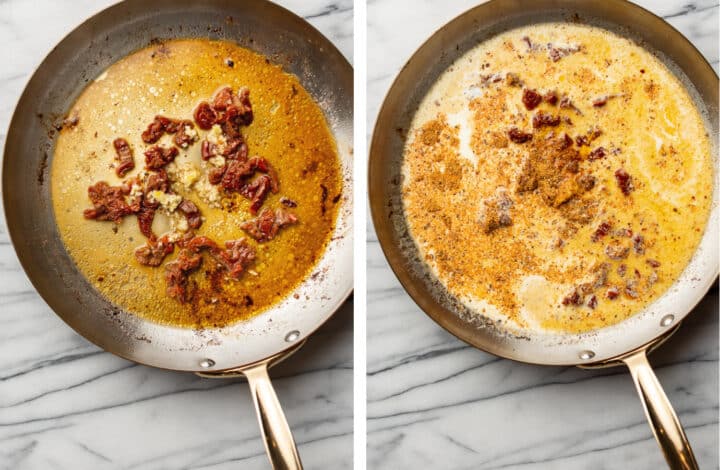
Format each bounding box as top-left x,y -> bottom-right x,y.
3,0 -> 353,372
369,0 -> 718,365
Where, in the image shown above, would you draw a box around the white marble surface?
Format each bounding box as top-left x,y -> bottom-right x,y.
0,1 -> 352,469
367,1 -> 719,468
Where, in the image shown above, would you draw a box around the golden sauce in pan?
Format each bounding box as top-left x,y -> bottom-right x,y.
52,39 -> 342,328
402,23 -> 713,334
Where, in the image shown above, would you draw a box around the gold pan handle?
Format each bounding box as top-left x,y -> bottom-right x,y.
623,349 -> 698,470
243,362 -> 303,470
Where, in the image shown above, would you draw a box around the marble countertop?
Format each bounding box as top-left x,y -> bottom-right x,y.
0,1 -> 352,469
367,1 -> 719,469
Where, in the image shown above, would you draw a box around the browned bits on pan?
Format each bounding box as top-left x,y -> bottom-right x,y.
522,88 -> 542,110
281,197 -> 298,208
320,184 -> 329,215
521,36 -> 534,51
508,127 -> 533,143
62,113 -> 79,129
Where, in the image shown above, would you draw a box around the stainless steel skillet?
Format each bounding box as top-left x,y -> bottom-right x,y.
369,1 -> 717,468
3,1 -> 353,469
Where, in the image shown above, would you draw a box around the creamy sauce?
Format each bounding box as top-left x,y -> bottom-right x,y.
52,39 -> 342,328
402,23 -> 713,334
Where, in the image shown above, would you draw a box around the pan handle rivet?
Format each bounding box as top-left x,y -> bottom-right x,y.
660,314 -> 675,327
199,359 -> 215,368
285,330 -> 300,342
579,350 -> 595,360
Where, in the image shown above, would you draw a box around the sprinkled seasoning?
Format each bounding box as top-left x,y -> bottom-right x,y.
401,22 -> 712,334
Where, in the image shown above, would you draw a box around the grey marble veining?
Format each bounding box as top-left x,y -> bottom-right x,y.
0,1 -> 352,469
367,1 -> 719,469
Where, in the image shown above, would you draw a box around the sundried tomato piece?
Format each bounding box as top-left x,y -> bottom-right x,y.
173,120 -> 197,148
532,111 -> 561,128
614,168 -> 633,195
208,165 -> 227,185
240,208 -> 298,242
83,181 -> 134,222
240,175 -> 272,214
588,147 -> 606,161
194,101 -> 217,130
144,145 -> 179,169
218,239 -> 256,279
606,287 -> 620,299
562,289 -> 583,306
544,91 -> 558,105
508,127 -> 533,143
135,235 -> 174,266
591,221 -> 612,242
522,89 -> 542,110
178,199 -> 202,230
212,86 -> 235,111
633,234 -> 646,254
145,169 -> 169,192
137,198 -> 156,240
165,249 -> 203,303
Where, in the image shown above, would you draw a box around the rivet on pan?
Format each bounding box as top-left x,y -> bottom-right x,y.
285,330 -> 300,342
660,314 -> 675,327
199,359 -> 215,368
579,350 -> 595,361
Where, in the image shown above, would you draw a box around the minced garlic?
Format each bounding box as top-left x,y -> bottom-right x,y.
148,190 -> 182,212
